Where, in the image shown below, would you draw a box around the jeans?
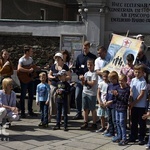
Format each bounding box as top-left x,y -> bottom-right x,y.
107,107 -> 116,135
56,102 -> 68,127
40,101 -> 48,124
75,82 -> 83,116
130,107 -> 146,141
20,81 -> 34,114
116,110 -> 127,140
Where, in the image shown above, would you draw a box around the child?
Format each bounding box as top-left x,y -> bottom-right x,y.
80,59 -> 98,130
128,64 -> 147,145
0,78 -> 19,128
112,74 -> 130,145
142,106 -> 150,150
96,70 -> 109,133
53,69 -> 70,131
36,72 -> 50,128
120,54 -> 135,85
104,71 -> 119,137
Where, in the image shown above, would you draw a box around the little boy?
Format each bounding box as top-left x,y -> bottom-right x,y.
128,64 -> 147,145
96,70 -> 109,133
53,69 -> 70,131
80,59 -> 98,130
112,74 -> 130,145
104,71 -> 119,137
36,72 -> 50,128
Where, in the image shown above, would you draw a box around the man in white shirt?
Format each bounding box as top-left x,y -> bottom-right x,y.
95,46 -> 111,85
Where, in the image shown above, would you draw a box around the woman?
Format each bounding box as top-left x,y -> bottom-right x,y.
0,78 -> 19,128
48,52 -> 71,121
61,50 -> 73,70
0,49 -> 13,88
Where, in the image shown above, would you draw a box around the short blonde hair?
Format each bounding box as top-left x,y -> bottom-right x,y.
134,64 -> 145,72
2,78 -> 13,91
39,72 -> 47,77
108,71 -> 118,80
119,74 -> 127,82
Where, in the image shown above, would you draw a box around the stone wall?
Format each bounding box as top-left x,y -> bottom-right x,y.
0,35 -> 60,69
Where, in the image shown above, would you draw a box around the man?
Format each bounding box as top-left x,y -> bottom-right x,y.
135,34 -> 150,82
73,41 -> 97,120
17,46 -> 38,118
95,46 -> 111,85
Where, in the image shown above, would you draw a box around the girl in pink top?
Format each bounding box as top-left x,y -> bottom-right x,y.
120,54 -> 135,85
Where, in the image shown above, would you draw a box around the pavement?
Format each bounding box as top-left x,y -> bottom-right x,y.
0,107 -> 148,150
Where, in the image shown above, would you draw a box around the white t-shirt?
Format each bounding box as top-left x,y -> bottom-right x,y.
83,71 -> 98,96
98,81 -> 108,103
94,57 -> 108,84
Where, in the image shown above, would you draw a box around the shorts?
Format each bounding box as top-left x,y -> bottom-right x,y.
97,106 -> 108,118
82,93 -> 96,111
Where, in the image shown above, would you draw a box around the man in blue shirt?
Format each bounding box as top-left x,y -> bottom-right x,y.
73,41 -> 97,119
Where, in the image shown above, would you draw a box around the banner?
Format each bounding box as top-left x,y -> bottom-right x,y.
101,34 -> 142,72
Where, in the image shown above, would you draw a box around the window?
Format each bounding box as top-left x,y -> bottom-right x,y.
40,9 -> 46,20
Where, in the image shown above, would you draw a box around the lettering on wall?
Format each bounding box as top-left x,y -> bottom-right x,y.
109,1 -> 150,23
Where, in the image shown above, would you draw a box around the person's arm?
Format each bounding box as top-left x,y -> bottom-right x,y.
97,87 -> 104,107
85,72 -> 97,87
130,90 -> 145,109
48,70 -> 56,79
36,85 -> 39,105
17,59 -> 33,73
115,89 -> 130,104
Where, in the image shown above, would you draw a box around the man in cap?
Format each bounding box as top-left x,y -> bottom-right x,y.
73,41 -> 97,120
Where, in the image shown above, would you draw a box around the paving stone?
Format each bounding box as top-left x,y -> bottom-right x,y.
51,145 -> 85,150
1,141 -> 36,150
65,141 -> 100,149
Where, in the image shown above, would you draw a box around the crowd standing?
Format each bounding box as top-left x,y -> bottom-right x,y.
0,34 -> 149,149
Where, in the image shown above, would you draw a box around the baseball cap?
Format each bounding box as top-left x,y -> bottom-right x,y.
54,52 -> 63,60
83,41 -> 90,47
136,34 -> 144,39
57,69 -> 66,76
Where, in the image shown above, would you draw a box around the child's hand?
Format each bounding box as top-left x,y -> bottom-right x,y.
142,114 -> 148,120
11,107 -> 18,114
100,102 -> 104,108
129,101 -> 135,109
112,90 -> 118,96
45,101 -> 49,105
79,75 -> 84,81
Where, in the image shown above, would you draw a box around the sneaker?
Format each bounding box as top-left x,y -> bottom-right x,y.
38,122 -> 43,127
126,138 -> 135,143
96,128 -> 106,133
80,122 -> 88,130
21,113 -> 26,118
138,140 -> 145,145
3,122 -> 11,129
146,145 -> 150,150
102,129 -> 109,135
42,124 -> 48,128
88,124 -> 97,130
53,125 -> 60,130
64,127 -> 68,131
104,133 -> 114,137
112,136 -> 121,143
118,140 -> 127,146
28,112 -> 37,117
72,114 -> 83,120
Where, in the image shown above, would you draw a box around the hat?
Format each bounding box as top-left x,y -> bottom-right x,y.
54,52 -> 63,60
136,34 -> 144,39
83,41 -> 90,47
57,69 -> 66,76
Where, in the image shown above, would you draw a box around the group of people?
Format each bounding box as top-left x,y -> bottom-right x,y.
0,34 -> 150,149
